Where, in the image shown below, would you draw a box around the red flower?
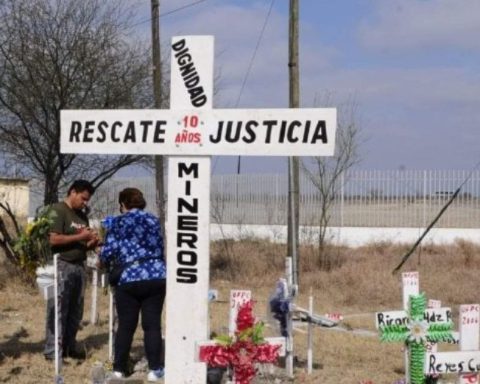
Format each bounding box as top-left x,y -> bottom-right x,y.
199,345 -> 232,367
233,363 -> 256,384
256,343 -> 282,363
236,301 -> 255,332
230,340 -> 256,366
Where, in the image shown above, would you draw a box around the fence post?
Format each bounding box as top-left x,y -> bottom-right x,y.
423,170 -> 427,228
340,171 -> 345,228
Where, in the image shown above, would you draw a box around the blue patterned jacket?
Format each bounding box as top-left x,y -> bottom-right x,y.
100,209 -> 166,285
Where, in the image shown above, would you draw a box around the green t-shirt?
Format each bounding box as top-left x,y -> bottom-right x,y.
50,201 -> 89,263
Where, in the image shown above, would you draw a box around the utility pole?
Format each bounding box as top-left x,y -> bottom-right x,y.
151,0 -> 166,234
288,0 -> 300,286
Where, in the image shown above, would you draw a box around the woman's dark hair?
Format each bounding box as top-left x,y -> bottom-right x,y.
118,188 -> 146,210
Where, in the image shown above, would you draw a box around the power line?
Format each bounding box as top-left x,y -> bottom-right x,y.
131,0 -> 208,28
235,0 -> 275,108
231,0 -> 276,175
136,0 -> 274,174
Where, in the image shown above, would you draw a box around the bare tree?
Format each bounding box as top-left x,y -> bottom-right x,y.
0,201 -> 21,268
302,96 -> 362,269
0,0 -> 153,204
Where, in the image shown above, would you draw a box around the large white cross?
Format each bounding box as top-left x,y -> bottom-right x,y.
60,35 -> 336,383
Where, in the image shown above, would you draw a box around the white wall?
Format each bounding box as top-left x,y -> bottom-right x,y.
0,178 -> 29,218
210,224 -> 480,246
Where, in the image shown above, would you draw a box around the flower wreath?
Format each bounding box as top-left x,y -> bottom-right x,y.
200,300 -> 282,384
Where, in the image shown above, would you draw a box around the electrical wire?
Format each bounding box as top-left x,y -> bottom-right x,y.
212,0 -> 276,174
234,0 -> 275,108
131,0 -> 209,28
133,0 -> 275,175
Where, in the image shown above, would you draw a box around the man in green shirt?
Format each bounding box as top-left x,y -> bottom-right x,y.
44,180 -> 99,361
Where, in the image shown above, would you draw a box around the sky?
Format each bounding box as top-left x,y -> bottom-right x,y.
131,0 -> 480,174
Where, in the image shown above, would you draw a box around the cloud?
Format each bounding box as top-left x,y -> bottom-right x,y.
359,0 -> 480,51
297,63 -> 480,168
300,64 -> 480,111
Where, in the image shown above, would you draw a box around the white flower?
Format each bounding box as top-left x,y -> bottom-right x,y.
407,320 -> 429,343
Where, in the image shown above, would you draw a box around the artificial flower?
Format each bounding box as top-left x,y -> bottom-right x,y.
199,300 -> 281,384
407,319 -> 429,343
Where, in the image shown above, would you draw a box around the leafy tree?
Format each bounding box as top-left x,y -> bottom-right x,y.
0,0 -> 154,204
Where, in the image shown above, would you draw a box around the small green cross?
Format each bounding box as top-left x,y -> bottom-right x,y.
379,293 -> 454,384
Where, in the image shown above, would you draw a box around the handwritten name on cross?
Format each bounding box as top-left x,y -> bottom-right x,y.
425,304 -> 480,382
60,35 -> 336,383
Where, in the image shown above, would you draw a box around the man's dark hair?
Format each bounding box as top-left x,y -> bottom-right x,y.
67,179 -> 95,196
119,188 -> 146,210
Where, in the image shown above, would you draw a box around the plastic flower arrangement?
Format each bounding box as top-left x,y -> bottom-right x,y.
407,319 -> 429,344
379,293 -> 453,384
199,300 -> 282,384
14,207 -> 56,279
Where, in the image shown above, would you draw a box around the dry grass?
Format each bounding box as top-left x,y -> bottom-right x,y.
1,239 -> 480,383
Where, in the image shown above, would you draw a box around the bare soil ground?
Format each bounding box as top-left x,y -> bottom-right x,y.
1,239 -> 479,383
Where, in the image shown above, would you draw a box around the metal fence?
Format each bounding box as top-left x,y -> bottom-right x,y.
29,170 -> 480,228
209,170 -> 480,228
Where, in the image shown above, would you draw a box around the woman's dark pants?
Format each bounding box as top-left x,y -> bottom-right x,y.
113,279 -> 166,374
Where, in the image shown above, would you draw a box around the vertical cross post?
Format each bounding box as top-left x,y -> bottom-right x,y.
307,287 -> 314,374
285,257 -> 295,377
164,36 -> 214,383
53,254 -> 64,383
89,264 -> 98,325
403,271 -> 420,384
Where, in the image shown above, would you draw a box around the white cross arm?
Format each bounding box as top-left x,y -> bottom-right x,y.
60,108 -> 336,156
425,352 -> 480,375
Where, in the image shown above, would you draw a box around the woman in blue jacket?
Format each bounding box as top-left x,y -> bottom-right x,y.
99,188 -> 166,382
